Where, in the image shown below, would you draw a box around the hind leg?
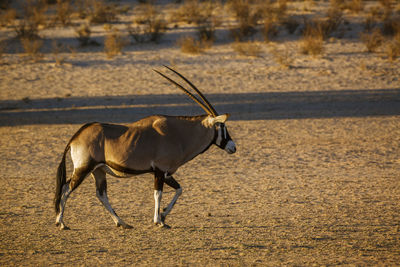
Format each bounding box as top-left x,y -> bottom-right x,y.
55,165 -> 93,230
91,168 -> 132,229
55,181 -> 72,230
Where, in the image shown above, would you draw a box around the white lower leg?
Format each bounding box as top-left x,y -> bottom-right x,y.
162,187 -> 182,217
153,190 -> 162,224
55,184 -> 71,229
96,190 -> 125,226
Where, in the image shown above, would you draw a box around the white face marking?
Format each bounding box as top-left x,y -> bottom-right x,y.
215,125 -> 224,146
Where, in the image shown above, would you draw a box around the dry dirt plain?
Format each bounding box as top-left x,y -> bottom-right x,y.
1,1 -> 400,266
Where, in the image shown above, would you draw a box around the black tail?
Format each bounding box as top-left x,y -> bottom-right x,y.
54,145 -> 69,214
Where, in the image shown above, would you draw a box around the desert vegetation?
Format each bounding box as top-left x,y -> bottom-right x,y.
104,27 -> 127,58
0,0 -> 399,61
232,40 -> 263,57
178,35 -> 210,54
128,3 -> 166,43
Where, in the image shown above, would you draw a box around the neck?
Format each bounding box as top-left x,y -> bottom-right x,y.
173,115 -> 216,162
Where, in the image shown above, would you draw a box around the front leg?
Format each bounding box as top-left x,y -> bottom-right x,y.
153,170 -> 164,227
161,176 -> 182,222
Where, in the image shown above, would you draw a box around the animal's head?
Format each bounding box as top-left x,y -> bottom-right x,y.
208,114 -> 236,154
154,66 -> 236,154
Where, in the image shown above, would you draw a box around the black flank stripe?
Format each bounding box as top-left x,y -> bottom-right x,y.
105,161 -> 152,175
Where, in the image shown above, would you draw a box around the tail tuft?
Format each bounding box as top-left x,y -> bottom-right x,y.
54,147 -> 68,214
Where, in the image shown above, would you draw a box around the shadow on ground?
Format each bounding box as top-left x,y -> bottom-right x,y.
0,89 -> 399,126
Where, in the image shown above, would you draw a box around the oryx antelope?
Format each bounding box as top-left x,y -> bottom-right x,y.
54,66 -> 236,230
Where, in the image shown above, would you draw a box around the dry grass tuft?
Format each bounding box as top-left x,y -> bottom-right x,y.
283,17 -> 300,34
13,0 -> 49,40
382,16 -> 400,36
330,0 -> 363,13
13,19 -> 41,40
171,0 -> 206,25
329,0 -> 345,10
104,28 -> 126,58
86,0 -> 118,24
26,0 -> 49,27
232,41 -> 263,57
262,18 -> 278,42
300,20 -> 324,56
55,0 -> 74,26
386,33 -> 400,61
228,0 -> 262,40
172,0 -> 221,44
0,40 -> 6,62
178,36 -> 209,54
379,0 -> 394,19
258,0 -> 290,41
323,8 -> 343,38
191,1 -> 221,43
75,24 -> 97,47
298,7 -> 342,56
52,40 -> 66,65
0,8 -> 17,27
347,0 -> 363,13
20,37 -> 43,62
361,28 -> 384,53
269,45 -> 293,68
128,3 -> 167,43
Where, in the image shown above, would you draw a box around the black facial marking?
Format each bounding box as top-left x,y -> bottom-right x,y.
215,123 -> 231,149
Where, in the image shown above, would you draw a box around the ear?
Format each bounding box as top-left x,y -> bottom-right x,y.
209,113 -> 230,125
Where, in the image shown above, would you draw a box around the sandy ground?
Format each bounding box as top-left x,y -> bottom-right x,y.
1,1 -> 400,266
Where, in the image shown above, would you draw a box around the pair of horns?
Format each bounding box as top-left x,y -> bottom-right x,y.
154,66 -> 218,117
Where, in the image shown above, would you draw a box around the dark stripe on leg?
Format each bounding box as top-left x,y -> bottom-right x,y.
154,168 -> 164,191
165,176 -> 180,190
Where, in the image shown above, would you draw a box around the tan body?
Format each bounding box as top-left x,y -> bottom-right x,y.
71,115 -> 215,176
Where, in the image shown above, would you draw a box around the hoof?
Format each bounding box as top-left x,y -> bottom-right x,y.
161,224 -> 171,229
60,224 -> 70,230
121,224 -> 133,229
56,221 -> 70,230
117,222 -> 133,229
154,222 -> 171,229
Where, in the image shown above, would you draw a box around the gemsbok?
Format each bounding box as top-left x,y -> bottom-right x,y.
54,66 -> 236,230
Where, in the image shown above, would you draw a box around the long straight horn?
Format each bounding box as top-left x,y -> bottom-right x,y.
163,65 -> 218,116
153,69 -> 213,116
